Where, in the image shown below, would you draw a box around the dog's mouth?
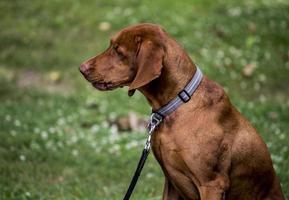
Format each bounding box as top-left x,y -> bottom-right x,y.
91,80 -> 129,91
92,81 -> 116,91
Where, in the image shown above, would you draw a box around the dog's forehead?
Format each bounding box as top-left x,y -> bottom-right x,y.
110,24 -> 166,51
111,29 -> 136,44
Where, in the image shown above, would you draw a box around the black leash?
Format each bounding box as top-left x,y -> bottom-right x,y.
122,113 -> 162,200
123,148 -> 150,200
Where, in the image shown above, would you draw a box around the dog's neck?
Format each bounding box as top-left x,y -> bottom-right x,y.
139,43 -> 197,110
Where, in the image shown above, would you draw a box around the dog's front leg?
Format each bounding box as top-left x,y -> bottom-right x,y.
198,176 -> 229,200
163,178 -> 183,200
199,186 -> 226,200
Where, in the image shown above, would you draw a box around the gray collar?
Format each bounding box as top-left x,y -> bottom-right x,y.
148,67 -> 203,130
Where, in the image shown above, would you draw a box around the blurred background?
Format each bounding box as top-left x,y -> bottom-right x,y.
0,0 -> 288,199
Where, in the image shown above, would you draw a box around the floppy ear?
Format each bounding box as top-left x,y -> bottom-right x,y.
128,40 -> 164,94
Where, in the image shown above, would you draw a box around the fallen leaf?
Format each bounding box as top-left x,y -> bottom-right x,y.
242,63 -> 257,77
49,71 -> 61,83
99,22 -> 111,31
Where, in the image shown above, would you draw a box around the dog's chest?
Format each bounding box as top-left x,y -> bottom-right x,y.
151,129 -> 200,199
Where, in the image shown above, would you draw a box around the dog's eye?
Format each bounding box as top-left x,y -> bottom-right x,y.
113,44 -> 120,54
113,45 -> 125,58
113,44 -> 119,51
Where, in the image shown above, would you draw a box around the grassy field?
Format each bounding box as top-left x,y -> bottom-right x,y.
0,0 -> 288,199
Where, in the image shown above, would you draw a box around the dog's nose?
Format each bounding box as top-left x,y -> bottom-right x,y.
79,63 -> 90,75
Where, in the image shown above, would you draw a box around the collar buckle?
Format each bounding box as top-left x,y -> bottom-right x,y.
178,89 -> 191,103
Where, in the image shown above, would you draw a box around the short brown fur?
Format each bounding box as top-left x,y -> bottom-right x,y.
80,23 -> 284,200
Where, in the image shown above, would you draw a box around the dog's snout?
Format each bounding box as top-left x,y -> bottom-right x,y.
79,63 -> 90,75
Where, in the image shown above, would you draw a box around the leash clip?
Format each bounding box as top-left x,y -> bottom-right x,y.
149,112 -> 163,129
145,112 -> 163,150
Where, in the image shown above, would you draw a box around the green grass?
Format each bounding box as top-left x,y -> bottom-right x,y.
0,0 -> 289,199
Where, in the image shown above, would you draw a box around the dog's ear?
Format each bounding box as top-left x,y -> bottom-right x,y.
128,40 -> 164,94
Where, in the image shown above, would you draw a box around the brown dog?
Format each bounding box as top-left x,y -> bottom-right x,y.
80,23 -> 284,200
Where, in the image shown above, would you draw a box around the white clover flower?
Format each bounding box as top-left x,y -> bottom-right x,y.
229,46 -> 241,58
274,128 -> 281,135
248,102 -> 254,109
49,127 -> 56,134
125,140 -> 139,150
216,50 -> 224,59
259,94 -> 267,103
5,115 -> 11,122
108,133 -> 119,144
72,149 -> 79,157
279,133 -> 285,140
14,120 -> 21,127
228,7 -> 242,17
224,57 -> 232,66
258,74 -> 267,82
200,48 -> 209,58
33,127 -> 40,134
10,130 -> 17,137
110,125 -> 118,135
30,142 -> 40,150
19,155 -> 26,161
271,154 -> 282,163
91,125 -> 100,134
25,192 -> 31,197
146,172 -> 154,179
123,8 -> 133,16
70,136 -> 78,144
57,118 -> 66,126
109,144 -> 120,154
41,131 -> 48,140
101,121 -> 109,128
45,141 -> 54,149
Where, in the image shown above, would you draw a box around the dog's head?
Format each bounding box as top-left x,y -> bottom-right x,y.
80,23 -> 166,96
